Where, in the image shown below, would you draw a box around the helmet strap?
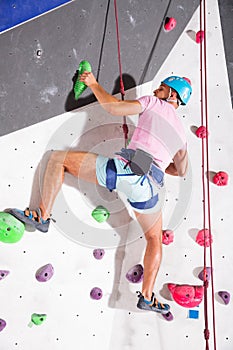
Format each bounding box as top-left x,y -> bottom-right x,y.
166,88 -> 179,103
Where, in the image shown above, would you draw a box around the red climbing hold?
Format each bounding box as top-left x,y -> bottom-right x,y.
162,229 -> 174,245
164,17 -> 177,32
168,283 -> 204,308
196,30 -> 205,43
195,125 -> 208,138
196,229 -> 213,247
213,171 -> 228,186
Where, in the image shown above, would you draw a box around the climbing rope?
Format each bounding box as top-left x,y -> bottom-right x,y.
113,0 -> 128,148
199,1 -> 217,349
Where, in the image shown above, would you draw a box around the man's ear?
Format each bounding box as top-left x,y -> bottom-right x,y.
171,90 -> 178,99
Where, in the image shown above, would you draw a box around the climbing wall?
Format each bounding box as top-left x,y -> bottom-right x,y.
0,1 -> 233,350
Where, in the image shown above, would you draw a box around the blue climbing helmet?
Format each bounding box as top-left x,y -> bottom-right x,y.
162,76 -> 192,105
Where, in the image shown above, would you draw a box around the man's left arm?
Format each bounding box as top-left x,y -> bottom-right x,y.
165,148 -> 188,177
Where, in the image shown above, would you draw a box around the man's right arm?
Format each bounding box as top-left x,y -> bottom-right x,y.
79,72 -> 142,116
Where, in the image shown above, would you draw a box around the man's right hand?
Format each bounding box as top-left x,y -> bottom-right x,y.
79,71 -> 97,88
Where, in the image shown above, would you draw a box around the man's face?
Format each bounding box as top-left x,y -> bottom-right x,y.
153,83 -> 170,99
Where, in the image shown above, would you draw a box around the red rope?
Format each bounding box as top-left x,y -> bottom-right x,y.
113,0 -> 128,148
199,1 -> 217,349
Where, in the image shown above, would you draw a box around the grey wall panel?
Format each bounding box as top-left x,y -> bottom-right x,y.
0,0 -> 199,136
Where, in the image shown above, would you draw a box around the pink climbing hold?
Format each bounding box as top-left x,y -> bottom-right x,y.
126,264 -> 143,283
35,263 -> 54,282
196,30 -> 205,43
93,249 -> 105,260
168,283 -> 204,308
164,17 -> 177,31
0,270 -> 10,281
162,229 -> 174,245
196,229 -> 213,247
195,125 -> 208,138
90,287 -> 103,300
198,267 -> 211,282
218,291 -> 230,305
213,171 -> 228,186
0,319 -> 6,332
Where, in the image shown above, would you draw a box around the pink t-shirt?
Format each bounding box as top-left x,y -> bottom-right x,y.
127,96 -> 187,172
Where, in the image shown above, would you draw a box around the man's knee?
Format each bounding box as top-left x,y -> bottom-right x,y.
48,151 -> 66,167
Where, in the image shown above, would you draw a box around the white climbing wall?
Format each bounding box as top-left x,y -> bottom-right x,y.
0,1 -> 233,349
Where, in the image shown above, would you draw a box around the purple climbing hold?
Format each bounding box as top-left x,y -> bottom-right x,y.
126,264 -> 144,283
35,263 -> 54,282
162,311 -> 174,321
90,287 -> 103,300
0,319 -> 6,332
198,267 -> 211,282
218,291 -> 230,305
93,249 -> 105,260
0,270 -> 10,281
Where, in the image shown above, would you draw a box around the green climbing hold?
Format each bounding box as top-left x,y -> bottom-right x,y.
91,206 -> 110,223
74,60 -> 92,100
0,212 -> 25,243
31,313 -> 47,326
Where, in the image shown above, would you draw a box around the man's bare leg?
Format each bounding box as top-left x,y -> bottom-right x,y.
39,151 -> 98,220
134,210 -> 162,301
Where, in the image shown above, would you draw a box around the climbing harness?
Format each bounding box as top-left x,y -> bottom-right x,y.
105,150 -> 164,210
199,1 -> 217,349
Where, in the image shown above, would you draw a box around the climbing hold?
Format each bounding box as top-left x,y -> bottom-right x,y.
91,206 -> 110,223
168,283 -> 204,308
198,267 -> 211,282
213,171 -> 228,186
188,309 -> 199,319
195,125 -> 208,138
162,311 -> 174,321
162,229 -> 174,245
35,263 -> 54,282
73,60 -> 92,100
0,319 -> 6,332
90,287 -> 103,300
164,17 -> 177,32
0,270 -> 10,281
0,212 -> 25,243
195,229 -> 213,247
196,30 -> 205,43
126,264 -> 143,283
30,313 -> 47,326
218,291 -> 230,305
93,249 -> 105,260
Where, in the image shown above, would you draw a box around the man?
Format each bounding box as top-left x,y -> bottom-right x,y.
7,73 -> 192,314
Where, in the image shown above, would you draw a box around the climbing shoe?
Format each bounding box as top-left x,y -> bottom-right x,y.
5,208 -> 50,233
136,291 -> 170,314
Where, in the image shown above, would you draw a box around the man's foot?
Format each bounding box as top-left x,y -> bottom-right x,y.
5,208 -> 50,233
136,291 -> 170,314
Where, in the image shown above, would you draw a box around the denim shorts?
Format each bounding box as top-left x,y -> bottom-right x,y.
96,155 -> 163,213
